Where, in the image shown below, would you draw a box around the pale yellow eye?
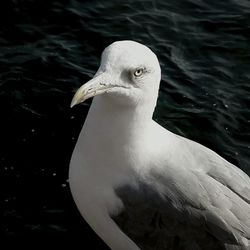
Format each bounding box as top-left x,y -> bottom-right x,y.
133,68 -> 144,77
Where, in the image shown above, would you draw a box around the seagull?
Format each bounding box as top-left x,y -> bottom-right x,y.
69,40 -> 250,250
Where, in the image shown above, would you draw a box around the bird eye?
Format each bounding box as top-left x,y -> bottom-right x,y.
133,68 -> 144,77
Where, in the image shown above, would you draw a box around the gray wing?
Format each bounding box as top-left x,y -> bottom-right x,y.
112,180 -> 227,250
111,140 -> 250,250
184,137 -> 250,204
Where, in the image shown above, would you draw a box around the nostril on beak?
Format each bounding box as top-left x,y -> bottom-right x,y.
87,87 -> 93,93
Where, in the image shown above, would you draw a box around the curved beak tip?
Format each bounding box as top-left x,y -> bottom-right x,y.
70,89 -> 86,108
70,73 -> 112,108
70,95 -> 79,108
70,101 -> 76,108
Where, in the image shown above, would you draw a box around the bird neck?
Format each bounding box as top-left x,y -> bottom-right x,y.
84,95 -> 156,142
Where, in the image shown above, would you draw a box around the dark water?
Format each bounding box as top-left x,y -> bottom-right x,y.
1,0 -> 249,246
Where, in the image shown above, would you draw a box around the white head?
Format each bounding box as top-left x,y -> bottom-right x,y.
71,40 -> 161,109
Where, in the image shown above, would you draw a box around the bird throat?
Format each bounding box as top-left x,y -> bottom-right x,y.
85,95 -> 154,146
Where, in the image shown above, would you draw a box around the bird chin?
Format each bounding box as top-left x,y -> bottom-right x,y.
104,87 -> 141,106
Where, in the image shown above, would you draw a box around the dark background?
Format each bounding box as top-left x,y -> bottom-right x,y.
1,0 -> 249,247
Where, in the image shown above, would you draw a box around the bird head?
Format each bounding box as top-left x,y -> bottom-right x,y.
71,40 -> 161,108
